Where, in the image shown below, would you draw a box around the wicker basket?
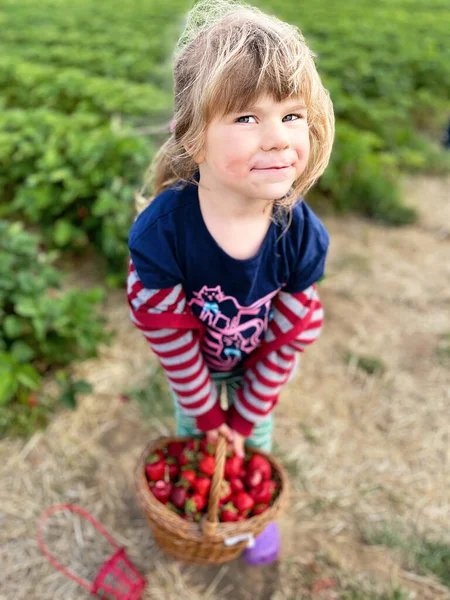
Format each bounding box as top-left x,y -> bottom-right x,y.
135,434 -> 289,564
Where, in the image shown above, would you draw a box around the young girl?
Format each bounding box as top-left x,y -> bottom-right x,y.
127,0 -> 334,564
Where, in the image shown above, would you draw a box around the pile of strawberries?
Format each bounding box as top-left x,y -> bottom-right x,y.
145,437 -> 279,523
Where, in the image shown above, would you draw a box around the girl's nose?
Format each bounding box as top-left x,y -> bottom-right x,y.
260,123 -> 290,152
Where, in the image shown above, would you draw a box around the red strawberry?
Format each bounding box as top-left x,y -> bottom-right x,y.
149,450 -> 164,461
229,477 -> 245,494
193,476 -> 211,497
185,493 -> 206,515
77,207 -> 89,219
218,480 -> 232,505
220,502 -> 238,522
200,437 -> 216,455
239,468 -> 247,478
198,455 -> 215,477
245,469 -> 263,489
145,458 -> 165,482
185,438 -> 200,452
224,455 -> 244,479
170,485 -> 187,509
150,480 -> 172,504
166,457 -> 179,480
233,492 -> 255,516
250,480 -> 278,505
252,504 -> 269,516
28,394 -> 38,407
167,442 -> 184,458
247,454 -> 272,480
179,469 -> 196,488
178,449 -> 195,466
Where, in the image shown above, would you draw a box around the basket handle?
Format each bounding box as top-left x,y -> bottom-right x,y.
201,434 -> 227,537
36,503 -> 121,591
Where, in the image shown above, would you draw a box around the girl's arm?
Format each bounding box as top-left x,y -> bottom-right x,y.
127,258 -> 226,431
227,285 -> 323,437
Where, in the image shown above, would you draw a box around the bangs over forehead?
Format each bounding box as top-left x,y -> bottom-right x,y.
203,25 -> 312,122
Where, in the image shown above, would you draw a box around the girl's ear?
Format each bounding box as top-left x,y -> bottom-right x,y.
184,143 -> 205,164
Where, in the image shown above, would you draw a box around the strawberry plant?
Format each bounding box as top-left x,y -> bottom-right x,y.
0,108 -> 152,287
0,220 -> 111,435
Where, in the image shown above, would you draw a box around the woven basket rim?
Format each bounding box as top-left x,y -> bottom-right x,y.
135,435 -> 290,543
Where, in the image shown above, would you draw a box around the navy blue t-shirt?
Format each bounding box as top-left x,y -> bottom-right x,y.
128,177 -> 329,371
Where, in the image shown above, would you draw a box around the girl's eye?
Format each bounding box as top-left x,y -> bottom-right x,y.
283,113 -> 303,122
235,113 -> 303,123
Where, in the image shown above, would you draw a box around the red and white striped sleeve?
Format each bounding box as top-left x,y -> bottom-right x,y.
228,285 -> 324,437
127,258 -> 226,431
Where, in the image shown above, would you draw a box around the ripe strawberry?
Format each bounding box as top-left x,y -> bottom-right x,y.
150,480 -> 172,504
252,504 -> 269,516
165,457 -> 179,480
239,468 -> 247,478
233,492 -> 255,516
200,436 -> 216,455
145,456 -> 165,482
178,449 -> 195,466
185,438 -> 200,452
250,480 -> 278,505
229,477 -> 245,494
220,502 -> 238,522
170,485 -> 187,509
145,450 -> 164,463
185,493 -> 206,515
224,455 -> 244,479
167,442 -> 184,458
198,454 -> 215,477
245,469 -> 263,489
179,469 -> 196,488
193,476 -> 211,497
218,480 -> 232,505
28,394 -> 38,407
77,207 -> 89,219
247,454 -> 272,480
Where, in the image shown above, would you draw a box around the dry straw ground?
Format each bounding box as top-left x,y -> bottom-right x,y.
1,175 -> 449,599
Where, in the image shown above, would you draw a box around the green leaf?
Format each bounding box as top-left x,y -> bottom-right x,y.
53,219 -> 74,246
0,372 -> 17,405
73,380 -> 93,395
32,318 -> 47,342
0,352 -> 16,370
15,297 -> 36,317
10,340 -> 36,363
3,315 -> 26,339
16,365 -> 41,390
59,391 -> 77,410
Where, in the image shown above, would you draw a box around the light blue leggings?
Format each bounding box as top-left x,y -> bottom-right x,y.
171,369 -> 273,451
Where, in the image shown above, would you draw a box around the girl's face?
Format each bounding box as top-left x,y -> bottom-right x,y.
196,94 -> 310,205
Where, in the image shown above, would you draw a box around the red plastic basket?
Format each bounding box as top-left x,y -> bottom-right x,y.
37,504 -> 146,600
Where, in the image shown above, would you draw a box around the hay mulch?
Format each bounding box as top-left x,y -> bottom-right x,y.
1,175 -> 450,599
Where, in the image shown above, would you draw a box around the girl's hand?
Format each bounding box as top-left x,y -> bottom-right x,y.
206,425 -> 246,458
206,423 -> 234,446
231,430 -> 246,458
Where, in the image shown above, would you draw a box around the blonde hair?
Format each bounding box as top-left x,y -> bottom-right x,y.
135,0 -> 334,215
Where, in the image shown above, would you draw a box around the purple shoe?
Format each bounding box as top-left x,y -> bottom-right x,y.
242,522 -> 280,566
